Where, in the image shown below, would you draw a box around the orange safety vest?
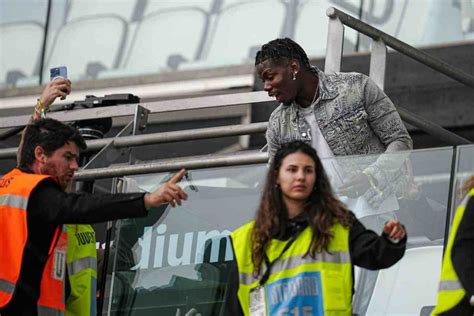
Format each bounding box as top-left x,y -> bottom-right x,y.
0,168 -> 66,314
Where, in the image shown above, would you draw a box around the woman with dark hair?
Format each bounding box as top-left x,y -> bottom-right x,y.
225,141 -> 407,315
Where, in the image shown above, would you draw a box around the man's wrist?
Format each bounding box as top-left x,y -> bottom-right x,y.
362,169 -> 383,197
144,193 -> 151,209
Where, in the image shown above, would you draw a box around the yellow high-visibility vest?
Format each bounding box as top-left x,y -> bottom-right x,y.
66,224 -> 97,316
432,188 -> 474,315
231,220 -> 352,316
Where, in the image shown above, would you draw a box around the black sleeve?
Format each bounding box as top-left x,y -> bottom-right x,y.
28,178 -> 148,224
350,216 -> 406,270
222,237 -> 244,316
451,196 -> 474,296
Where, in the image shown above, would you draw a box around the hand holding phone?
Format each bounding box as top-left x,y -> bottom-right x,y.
49,66 -> 69,101
38,68 -> 71,111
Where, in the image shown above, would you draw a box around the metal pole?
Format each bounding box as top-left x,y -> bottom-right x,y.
443,147 -> 458,256
397,106 -> 472,145
325,13 -> 345,73
0,147 -> 18,160
0,122 -> 269,160
369,39 -> 387,90
326,7 -> 474,88
0,91 -> 273,129
38,0 -> 52,85
112,122 -> 268,148
74,151 -> 269,181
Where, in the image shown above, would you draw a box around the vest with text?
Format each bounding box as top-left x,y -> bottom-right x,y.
231,220 -> 352,316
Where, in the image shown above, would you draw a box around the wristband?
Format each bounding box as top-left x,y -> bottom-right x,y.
35,98 -> 47,119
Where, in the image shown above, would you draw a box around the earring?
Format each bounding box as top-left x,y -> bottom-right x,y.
292,72 -> 297,81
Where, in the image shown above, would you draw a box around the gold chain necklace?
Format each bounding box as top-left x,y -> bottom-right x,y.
310,83 -> 320,105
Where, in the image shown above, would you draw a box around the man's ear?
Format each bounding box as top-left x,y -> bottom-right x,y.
34,146 -> 47,164
289,60 -> 301,75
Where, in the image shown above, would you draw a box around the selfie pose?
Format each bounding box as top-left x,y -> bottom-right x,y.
225,141 -> 407,315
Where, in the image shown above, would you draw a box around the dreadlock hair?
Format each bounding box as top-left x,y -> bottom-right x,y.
255,38 -> 311,69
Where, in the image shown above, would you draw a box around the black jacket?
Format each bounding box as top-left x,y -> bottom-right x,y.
1,168 -> 147,316
224,212 -> 407,315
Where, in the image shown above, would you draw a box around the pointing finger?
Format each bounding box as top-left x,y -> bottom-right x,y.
169,169 -> 186,184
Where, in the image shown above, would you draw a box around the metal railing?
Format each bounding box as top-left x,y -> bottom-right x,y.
0,122 -> 268,159
326,7 -> 474,88
0,91 -> 270,129
74,150 -> 268,181
325,7 -> 473,146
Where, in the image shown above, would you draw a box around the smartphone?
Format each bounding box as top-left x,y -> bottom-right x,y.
50,66 -> 67,80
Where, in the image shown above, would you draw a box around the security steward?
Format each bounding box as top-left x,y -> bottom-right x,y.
432,184 -> 474,315
0,116 -> 187,315
66,224 -> 98,316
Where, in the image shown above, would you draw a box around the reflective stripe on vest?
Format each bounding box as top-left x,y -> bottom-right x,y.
0,169 -> 54,308
66,224 -> 97,316
38,305 -> 65,316
438,280 -> 463,292
0,194 -> 28,210
38,226 -> 67,316
67,256 -> 97,275
432,189 -> 474,315
231,221 -> 352,316
239,250 -> 351,285
0,279 -> 15,294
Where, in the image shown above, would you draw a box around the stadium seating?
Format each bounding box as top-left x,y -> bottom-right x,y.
65,0 -> 137,21
360,0 -> 463,49
200,0 -> 288,68
294,0 -> 358,57
43,15 -> 128,81
0,22 -> 43,87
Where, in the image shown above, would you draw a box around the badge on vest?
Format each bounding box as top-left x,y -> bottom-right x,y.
257,271 -> 324,316
250,286 -> 266,316
53,249 -> 66,280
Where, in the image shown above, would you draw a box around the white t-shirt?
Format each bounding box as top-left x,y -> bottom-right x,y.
294,101 -> 398,218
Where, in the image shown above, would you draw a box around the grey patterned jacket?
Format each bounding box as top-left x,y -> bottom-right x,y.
266,67 -> 413,204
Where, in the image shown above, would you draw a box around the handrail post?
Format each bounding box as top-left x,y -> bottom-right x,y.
369,39 -> 387,90
326,6 -> 474,88
325,7 -> 345,73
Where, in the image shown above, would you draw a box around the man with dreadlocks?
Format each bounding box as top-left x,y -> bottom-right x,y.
256,38 -> 413,211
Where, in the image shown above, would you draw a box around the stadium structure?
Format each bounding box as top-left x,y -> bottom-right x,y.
1,0 -> 474,315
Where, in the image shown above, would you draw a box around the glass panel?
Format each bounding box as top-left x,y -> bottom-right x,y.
453,144 -> 474,206
108,164 -> 266,315
352,147 -> 454,316
108,147 -> 454,315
